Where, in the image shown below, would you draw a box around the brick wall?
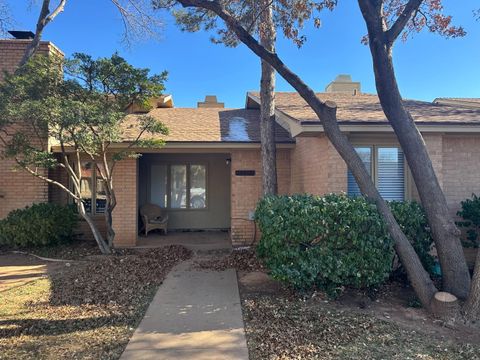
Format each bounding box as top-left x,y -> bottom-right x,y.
230,148 -> 291,246
0,40 -> 63,81
289,135 -> 347,195
443,135 -> 480,216
0,40 -> 63,219
112,158 -> 138,246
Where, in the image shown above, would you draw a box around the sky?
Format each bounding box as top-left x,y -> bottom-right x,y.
3,1 -> 480,108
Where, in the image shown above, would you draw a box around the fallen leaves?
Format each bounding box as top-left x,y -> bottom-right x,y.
242,294 -> 480,360
195,247 -> 265,272
0,245 -> 192,360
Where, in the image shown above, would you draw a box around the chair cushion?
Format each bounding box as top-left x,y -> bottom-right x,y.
150,217 -> 167,224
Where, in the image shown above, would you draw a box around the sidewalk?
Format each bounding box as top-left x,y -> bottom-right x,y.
120,260 -> 249,360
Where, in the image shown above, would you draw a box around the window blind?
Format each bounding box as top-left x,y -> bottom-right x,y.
347,147 -> 372,197
377,147 -> 405,201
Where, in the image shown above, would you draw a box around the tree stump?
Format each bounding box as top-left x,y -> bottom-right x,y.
430,292 -> 460,320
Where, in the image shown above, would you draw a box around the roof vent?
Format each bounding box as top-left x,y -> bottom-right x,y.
325,74 -> 361,95
197,95 -> 225,108
8,30 -> 35,39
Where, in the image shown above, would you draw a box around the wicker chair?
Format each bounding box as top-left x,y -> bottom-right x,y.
140,203 -> 169,236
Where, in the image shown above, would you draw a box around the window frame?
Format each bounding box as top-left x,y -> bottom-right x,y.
74,161 -> 106,217
149,162 -> 208,211
348,144 -> 407,201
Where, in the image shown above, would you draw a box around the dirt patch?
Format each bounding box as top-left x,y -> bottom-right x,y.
0,245 -> 192,360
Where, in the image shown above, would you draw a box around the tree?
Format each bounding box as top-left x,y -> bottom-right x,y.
154,0 -> 480,317
170,0 -> 280,195
14,0 -> 163,67
0,53 -> 169,254
0,1 -> 12,37
357,0 -> 470,301
20,0 -> 67,66
259,0 -> 278,195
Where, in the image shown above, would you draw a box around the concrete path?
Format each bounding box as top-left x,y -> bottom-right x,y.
121,260 -> 249,360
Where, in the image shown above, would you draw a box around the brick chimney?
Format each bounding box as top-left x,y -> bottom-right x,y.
197,95 -> 225,108
0,31 -> 63,82
325,74 -> 361,95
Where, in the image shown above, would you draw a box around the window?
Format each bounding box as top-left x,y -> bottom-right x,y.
150,164 -> 207,210
79,161 -> 107,215
347,146 -> 405,201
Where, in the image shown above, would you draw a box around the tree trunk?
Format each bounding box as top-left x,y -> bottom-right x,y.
105,186 -> 117,249
464,249 -> 480,318
358,1 -> 471,299
19,0 -> 67,67
259,0 -> 277,195
77,201 -> 111,254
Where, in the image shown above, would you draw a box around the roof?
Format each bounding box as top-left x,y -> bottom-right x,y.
122,108 -> 294,143
433,98 -> 480,109
248,92 -> 480,125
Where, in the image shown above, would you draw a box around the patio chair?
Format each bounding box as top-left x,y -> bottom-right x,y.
140,203 -> 169,236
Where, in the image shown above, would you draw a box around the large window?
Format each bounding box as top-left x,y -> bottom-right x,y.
79,161 -> 107,215
151,164 -> 207,209
347,146 -> 405,201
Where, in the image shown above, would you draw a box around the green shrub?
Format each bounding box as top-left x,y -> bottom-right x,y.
0,203 -> 78,247
456,194 -> 480,248
389,201 -> 435,275
255,194 -> 394,295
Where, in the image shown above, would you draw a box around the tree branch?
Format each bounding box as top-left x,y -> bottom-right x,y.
385,0 -> 423,45
20,0 -> 67,66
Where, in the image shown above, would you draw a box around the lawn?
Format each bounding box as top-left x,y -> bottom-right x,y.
0,245 -> 191,360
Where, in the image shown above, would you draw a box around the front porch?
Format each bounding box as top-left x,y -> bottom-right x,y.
136,230 -> 232,252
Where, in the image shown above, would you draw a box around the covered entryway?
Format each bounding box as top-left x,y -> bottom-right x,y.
138,152 -> 231,236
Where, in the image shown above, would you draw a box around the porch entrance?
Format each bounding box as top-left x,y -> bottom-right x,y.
138,153 -> 231,234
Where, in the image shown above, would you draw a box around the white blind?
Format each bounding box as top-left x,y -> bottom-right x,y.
347,147 -> 372,197
377,147 -> 405,201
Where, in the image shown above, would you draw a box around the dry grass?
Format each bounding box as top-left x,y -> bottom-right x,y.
0,245 -> 191,360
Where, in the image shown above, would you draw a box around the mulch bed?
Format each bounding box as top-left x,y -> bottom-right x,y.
0,245 -> 192,360
195,247 -> 265,272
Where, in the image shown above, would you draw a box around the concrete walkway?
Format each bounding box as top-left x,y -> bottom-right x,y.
120,260 -> 249,360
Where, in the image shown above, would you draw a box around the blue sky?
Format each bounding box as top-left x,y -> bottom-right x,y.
4,1 -> 480,108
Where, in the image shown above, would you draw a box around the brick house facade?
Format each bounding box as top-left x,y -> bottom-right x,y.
2,39 -> 480,247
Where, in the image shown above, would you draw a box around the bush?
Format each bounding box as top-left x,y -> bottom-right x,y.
0,203 -> 78,247
255,194 -> 394,295
389,201 -> 435,275
456,194 -> 480,248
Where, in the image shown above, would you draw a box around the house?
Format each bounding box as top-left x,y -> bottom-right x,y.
1,38 -> 480,247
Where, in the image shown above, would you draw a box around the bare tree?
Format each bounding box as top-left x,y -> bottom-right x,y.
0,1 -> 13,37
19,0 -> 164,66
20,0 -> 67,66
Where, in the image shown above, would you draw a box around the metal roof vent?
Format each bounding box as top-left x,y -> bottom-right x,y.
8,30 -> 35,39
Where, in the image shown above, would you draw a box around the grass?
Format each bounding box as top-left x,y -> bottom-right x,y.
0,278 -> 138,359
0,246 -> 191,359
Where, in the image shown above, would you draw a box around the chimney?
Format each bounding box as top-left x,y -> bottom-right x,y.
0,31 -> 63,82
325,74 -> 361,95
197,95 -> 225,108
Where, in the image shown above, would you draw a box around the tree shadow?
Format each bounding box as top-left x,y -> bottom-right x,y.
0,314 -> 126,338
